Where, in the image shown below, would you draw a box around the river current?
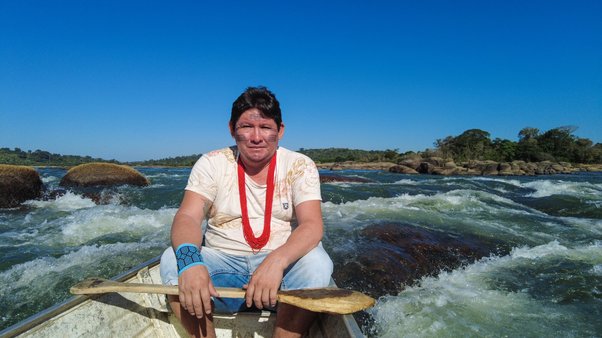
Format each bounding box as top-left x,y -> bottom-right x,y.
1,167 -> 601,336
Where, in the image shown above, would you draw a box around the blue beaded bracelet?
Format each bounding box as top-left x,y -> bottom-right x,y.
175,243 -> 205,276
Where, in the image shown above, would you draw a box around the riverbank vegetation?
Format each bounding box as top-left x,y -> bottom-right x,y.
128,154 -> 202,167
301,126 -> 602,164
432,126 -> 602,164
0,148 -> 117,166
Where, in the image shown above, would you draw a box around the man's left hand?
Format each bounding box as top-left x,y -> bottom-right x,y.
244,254 -> 286,309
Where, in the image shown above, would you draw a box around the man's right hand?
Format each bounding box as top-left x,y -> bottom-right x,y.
178,264 -> 219,318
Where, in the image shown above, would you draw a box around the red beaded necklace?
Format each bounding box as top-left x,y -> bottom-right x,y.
237,152 -> 277,253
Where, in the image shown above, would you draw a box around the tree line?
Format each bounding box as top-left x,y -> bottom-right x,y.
0,147 -> 200,167
2,126 -> 601,167
298,148 -> 403,163
128,154 -> 202,167
0,147 -> 117,166
433,126 -> 602,163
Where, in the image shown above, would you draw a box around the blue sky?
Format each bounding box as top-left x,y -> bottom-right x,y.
1,1 -> 600,161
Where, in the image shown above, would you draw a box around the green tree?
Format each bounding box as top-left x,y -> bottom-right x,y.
490,138 -> 517,162
518,127 -> 540,141
435,129 -> 493,162
536,126 -> 577,162
573,138 -> 594,163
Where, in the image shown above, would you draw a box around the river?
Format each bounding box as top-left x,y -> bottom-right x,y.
1,167 -> 600,336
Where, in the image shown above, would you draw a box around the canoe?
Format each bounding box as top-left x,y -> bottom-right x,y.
0,256 -> 365,338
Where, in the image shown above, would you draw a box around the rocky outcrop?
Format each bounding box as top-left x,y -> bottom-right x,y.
577,163 -> 602,172
389,165 -> 419,174
315,157 -> 600,176
389,157 -> 591,176
0,165 -> 43,208
59,162 -> 149,187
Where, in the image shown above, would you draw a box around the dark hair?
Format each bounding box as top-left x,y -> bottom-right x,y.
230,86 -> 282,130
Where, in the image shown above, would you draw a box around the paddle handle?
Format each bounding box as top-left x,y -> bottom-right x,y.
70,279 -> 246,298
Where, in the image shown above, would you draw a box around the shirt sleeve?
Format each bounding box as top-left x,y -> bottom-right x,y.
185,155 -> 217,202
291,156 -> 322,206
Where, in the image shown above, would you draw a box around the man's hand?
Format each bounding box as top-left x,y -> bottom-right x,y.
178,265 -> 219,318
244,254 -> 286,309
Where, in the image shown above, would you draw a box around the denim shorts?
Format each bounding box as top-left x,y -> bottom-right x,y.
160,243 -> 334,313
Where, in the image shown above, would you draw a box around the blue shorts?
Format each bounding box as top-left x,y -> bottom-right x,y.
160,243 -> 333,313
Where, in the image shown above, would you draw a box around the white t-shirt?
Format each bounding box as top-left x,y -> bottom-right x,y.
186,146 -> 322,255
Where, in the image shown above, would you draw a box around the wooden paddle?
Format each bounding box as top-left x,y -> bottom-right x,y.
70,277 -> 375,315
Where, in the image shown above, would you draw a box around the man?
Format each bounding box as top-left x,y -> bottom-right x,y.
160,86 -> 333,337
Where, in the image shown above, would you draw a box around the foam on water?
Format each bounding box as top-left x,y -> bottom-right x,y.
324,189 -> 528,217
524,180 -> 602,198
58,205 -> 176,245
392,179 -> 420,185
458,176 -> 602,201
14,191 -> 177,246
0,242 -> 155,293
323,189 -> 563,244
40,175 -> 59,184
144,172 -> 187,178
370,241 -> 602,337
23,191 -> 97,211
471,176 -> 524,187
557,216 -> 602,237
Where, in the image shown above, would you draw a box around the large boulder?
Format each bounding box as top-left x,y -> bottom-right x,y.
498,162 -> 513,175
422,157 -> 447,167
0,165 -> 43,208
418,162 -> 437,174
398,158 -> 422,171
443,161 -> 457,169
59,162 -> 149,188
431,167 -> 459,175
332,223 -> 506,299
389,165 -> 419,174
477,160 -> 500,175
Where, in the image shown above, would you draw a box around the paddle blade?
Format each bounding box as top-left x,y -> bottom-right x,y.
278,288 -> 375,314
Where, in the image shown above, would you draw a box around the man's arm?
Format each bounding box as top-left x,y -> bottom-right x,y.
244,199 -> 323,309
171,190 -> 219,317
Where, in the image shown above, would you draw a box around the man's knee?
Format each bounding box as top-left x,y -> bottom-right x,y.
284,244 -> 333,289
306,245 -> 334,284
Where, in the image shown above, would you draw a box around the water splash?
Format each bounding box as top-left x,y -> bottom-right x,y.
24,191 -> 96,211
370,241 -> 602,337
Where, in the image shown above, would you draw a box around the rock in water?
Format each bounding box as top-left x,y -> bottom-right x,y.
389,165 -> 419,174
332,223 -> 508,299
59,162 -> 149,187
0,165 -> 43,208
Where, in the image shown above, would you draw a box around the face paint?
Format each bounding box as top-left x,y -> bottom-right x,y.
233,108 -> 283,167
234,122 -> 279,141
264,132 -> 279,142
233,133 -> 248,142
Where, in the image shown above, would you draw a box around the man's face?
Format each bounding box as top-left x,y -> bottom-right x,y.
231,108 -> 284,165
